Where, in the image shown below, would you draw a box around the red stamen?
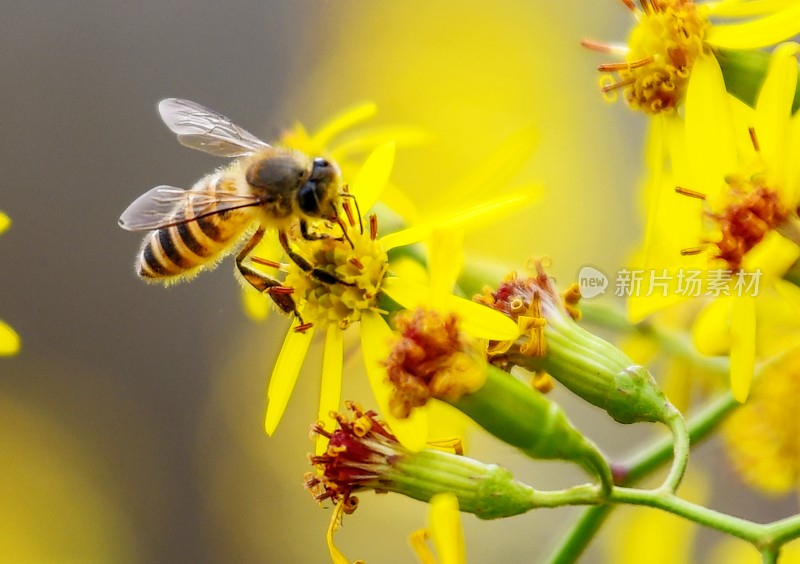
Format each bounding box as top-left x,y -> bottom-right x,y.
580,39 -> 616,54
598,56 -> 654,72
601,77 -> 636,93
675,186 -> 707,200
349,258 -> 364,270
680,246 -> 704,256
251,256 -> 282,269
621,0 -> 636,11
369,214 -> 378,241
342,200 -> 356,228
749,127 -> 760,152
295,322 -> 314,333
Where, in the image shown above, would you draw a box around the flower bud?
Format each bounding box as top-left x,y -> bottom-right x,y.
476,260 -> 672,425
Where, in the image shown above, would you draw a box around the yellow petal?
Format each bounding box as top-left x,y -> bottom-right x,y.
0,319 -> 20,356
430,125 -> 538,207
329,125 -> 432,161
409,529 -> 436,564
326,501 -> 353,564
310,101 -> 377,150
429,228 -> 464,308
693,298 -> 731,355
429,493 -> 466,564
0,211 -> 10,235
240,286 -> 272,321
730,295 -> 756,402
627,292 -> 689,324
264,321 -> 314,435
741,230 -> 800,281
755,42 -> 800,187
685,55 -> 737,197
378,181 -> 423,226
709,0 -> 799,17
706,4 -> 800,49
360,310 -> 428,451
381,277 -> 518,340
349,141 -> 395,212
640,116 -> 668,272
380,190 -> 539,251
317,325 -> 344,455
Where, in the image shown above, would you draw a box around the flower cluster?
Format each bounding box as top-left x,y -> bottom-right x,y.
117,2 -> 800,561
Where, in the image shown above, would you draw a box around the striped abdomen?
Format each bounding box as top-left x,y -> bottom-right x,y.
137,174 -> 255,281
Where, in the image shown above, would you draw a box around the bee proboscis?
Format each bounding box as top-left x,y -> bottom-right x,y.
119,98 -> 353,329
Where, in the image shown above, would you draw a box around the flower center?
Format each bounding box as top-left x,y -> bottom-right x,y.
285,202 -> 388,330
677,131 -> 792,273
710,175 -> 786,272
589,0 -> 709,114
306,401 -> 401,509
385,308 -> 486,419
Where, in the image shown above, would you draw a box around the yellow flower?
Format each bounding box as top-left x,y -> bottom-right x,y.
631,44 -> 800,401
241,102 -> 430,320
263,143 -> 529,452
409,493 -> 466,564
722,347 -> 800,495
586,0 -> 800,115
0,211 -> 20,356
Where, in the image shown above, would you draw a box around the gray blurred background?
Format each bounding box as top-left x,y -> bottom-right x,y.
0,2 -> 788,563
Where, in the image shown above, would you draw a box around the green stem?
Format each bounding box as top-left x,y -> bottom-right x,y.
659,404 -> 689,493
547,390 -> 739,563
609,488 -> 759,543
621,391 -> 737,484
546,506 -> 611,564
765,513 -> 800,547
761,548 -> 779,564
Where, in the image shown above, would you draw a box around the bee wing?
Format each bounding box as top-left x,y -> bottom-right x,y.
158,98 -> 270,158
119,185 -> 261,231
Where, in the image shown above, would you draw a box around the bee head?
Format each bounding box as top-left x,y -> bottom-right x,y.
296,157 -> 341,219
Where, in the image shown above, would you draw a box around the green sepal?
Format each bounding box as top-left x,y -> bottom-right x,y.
715,47 -> 800,114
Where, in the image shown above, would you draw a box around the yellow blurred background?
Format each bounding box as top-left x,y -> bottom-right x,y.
1,1 -> 795,562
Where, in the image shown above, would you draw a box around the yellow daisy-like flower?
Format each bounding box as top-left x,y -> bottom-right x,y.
631,43 -> 800,401
585,0 -> 800,115
241,102 -> 430,320
0,211 -> 20,356
722,347 -> 800,495
409,493 -> 466,564
262,143 -> 528,452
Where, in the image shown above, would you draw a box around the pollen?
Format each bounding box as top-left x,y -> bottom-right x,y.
675,160 -> 788,271
284,206 -> 388,330
709,178 -> 785,272
587,0 -> 709,114
306,401 -> 400,508
384,309 -> 487,419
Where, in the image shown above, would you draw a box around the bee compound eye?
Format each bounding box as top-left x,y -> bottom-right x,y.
297,182 -> 320,215
313,157 -> 330,169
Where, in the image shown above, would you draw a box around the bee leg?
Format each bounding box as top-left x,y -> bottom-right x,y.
279,229 -> 356,287
236,228 -> 309,330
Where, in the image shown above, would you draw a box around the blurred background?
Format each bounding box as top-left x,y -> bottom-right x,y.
1,1 -> 791,562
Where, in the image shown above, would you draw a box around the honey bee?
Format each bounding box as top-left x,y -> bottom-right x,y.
119,98 -> 352,328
